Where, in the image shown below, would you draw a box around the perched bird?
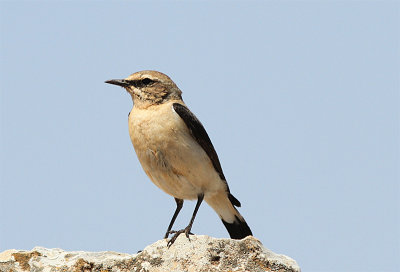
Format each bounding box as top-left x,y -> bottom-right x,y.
105,71 -> 252,246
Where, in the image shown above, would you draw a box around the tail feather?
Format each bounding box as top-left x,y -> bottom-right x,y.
206,192 -> 253,239
222,214 -> 253,239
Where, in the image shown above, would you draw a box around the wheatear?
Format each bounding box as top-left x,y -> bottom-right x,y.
106,71 -> 252,246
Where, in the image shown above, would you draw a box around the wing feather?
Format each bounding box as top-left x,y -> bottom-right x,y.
172,103 -> 241,207
172,103 -> 226,181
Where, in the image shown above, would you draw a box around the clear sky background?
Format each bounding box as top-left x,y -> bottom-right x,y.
1,1 -> 399,272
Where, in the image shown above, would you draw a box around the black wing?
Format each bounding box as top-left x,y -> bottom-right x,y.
172,103 -> 242,207
173,103 -> 226,181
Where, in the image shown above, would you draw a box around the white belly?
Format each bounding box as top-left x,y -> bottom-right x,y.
128,101 -> 225,200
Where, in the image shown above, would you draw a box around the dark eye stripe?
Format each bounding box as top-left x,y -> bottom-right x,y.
127,78 -> 155,87
141,78 -> 154,85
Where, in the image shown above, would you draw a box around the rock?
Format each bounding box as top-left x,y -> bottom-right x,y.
0,235 -> 300,272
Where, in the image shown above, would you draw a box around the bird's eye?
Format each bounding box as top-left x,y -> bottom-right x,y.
141,78 -> 154,85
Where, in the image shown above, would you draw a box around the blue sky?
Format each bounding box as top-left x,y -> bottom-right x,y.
1,1 -> 399,271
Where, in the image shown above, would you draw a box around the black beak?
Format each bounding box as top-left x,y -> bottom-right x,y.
105,79 -> 130,87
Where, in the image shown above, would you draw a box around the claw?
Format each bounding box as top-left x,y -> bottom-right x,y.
167,230 -> 194,235
167,226 -> 194,248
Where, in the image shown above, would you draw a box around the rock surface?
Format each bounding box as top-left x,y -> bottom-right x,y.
0,235 -> 300,272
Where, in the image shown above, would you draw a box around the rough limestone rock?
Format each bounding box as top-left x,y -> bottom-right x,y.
0,235 -> 300,272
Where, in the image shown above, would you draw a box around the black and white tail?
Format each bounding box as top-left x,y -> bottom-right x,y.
206,192 -> 253,239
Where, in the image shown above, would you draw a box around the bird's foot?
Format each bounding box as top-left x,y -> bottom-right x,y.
167,226 -> 193,248
167,230 -> 194,236
164,229 -> 194,239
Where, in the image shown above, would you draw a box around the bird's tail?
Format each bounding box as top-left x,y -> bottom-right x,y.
206,192 -> 253,239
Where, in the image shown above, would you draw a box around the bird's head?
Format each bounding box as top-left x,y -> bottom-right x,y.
105,70 -> 182,107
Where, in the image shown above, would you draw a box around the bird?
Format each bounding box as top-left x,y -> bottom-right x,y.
105,70 -> 252,246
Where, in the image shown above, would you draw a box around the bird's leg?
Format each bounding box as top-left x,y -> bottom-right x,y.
164,198 -> 184,239
167,193 -> 204,248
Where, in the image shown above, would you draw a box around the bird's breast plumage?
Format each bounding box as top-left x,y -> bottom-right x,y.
128,101 -> 225,200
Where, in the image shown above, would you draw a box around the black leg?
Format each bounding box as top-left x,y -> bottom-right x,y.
167,193 -> 204,247
164,198 -> 184,239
